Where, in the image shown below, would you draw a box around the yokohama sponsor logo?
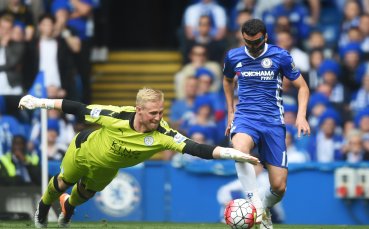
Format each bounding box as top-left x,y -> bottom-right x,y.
240,71 -> 274,77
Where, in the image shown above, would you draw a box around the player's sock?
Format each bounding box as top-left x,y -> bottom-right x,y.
42,176 -> 63,205
235,162 -> 263,221
262,187 -> 284,209
69,184 -> 90,206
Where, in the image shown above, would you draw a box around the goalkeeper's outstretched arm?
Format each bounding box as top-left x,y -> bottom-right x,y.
183,139 -> 260,165
18,95 -> 88,120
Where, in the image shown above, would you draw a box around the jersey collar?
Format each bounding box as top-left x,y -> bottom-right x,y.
244,43 -> 269,60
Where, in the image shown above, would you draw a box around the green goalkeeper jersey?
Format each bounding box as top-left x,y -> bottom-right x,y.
78,104 -> 188,168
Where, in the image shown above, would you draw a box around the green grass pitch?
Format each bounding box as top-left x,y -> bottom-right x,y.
0,222 -> 368,229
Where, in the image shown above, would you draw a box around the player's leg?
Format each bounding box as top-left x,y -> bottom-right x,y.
231,132 -> 264,223
260,164 -> 287,229
263,164 -> 287,209
34,175 -> 74,228
58,166 -> 119,227
258,124 -> 287,229
58,180 -> 96,227
35,136 -> 86,228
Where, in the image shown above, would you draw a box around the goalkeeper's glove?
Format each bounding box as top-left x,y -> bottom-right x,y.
219,148 -> 259,165
18,95 -> 55,110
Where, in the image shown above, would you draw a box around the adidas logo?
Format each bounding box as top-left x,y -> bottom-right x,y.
236,62 -> 242,68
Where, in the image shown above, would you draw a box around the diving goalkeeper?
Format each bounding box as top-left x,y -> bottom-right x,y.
18,87 -> 259,228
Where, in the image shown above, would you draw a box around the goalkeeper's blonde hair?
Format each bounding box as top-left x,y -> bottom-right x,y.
136,87 -> 164,107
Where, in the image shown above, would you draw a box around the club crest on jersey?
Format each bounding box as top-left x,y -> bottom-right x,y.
144,136 -> 154,146
90,108 -> 102,118
261,58 -> 272,68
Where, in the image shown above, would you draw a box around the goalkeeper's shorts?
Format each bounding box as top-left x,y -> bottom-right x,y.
59,135 -> 119,191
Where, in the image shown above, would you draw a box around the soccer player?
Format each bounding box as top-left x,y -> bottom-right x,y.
223,19 -> 310,229
18,87 -> 259,228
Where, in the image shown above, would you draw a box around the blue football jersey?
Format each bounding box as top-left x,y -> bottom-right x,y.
223,44 -> 300,125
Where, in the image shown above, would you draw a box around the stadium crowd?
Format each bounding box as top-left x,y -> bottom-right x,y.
2,0 -> 369,186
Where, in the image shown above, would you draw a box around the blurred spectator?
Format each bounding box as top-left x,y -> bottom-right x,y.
181,95 -> 218,144
263,0 -> 311,48
275,30 -> 309,74
180,0 -> 227,63
174,44 -> 222,99
317,59 -> 351,116
185,14 -> 226,63
308,108 -> 344,162
51,0 -> 94,104
228,0 -> 256,32
285,125 -> 310,163
307,92 -> 330,133
170,76 -> 198,131
305,30 -> 333,58
0,135 -> 40,185
350,73 -> 369,115
90,0 -> 110,62
46,118 -> 66,161
0,95 -> 25,153
0,0 -> 35,41
283,103 -> 297,126
183,0 -> 227,42
0,14 -> 25,96
359,13 -> 369,58
229,9 -> 253,49
338,0 -> 361,48
354,108 -> 369,154
341,129 -> 368,162
340,42 -> 363,91
23,13 -> 80,99
306,48 -> 324,91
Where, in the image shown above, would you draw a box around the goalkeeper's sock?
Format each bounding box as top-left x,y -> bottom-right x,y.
41,176 -> 63,205
235,162 -> 263,217
69,184 -> 89,206
262,187 -> 284,209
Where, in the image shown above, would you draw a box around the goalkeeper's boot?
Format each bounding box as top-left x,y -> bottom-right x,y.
58,193 -> 75,228
34,200 -> 50,228
260,208 -> 273,229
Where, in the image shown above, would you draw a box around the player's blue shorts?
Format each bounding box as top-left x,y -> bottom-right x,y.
230,117 -> 287,168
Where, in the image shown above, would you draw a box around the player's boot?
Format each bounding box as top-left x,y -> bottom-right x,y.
260,208 -> 273,229
250,196 -> 263,224
34,200 -> 50,228
58,193 -> 75,228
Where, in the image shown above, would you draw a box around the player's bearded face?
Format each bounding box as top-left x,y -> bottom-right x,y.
139,101 -> 164,131
243,32 -> 267,56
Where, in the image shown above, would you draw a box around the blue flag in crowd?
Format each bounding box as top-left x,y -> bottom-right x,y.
28,71 -> 47,98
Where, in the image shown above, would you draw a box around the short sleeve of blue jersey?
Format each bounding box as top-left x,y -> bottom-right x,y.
223,51 -> 235,79
52,0 -> 94,14
280,50 -> 300,81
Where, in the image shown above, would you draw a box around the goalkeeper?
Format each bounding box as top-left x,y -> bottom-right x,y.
18,87 -> 259,228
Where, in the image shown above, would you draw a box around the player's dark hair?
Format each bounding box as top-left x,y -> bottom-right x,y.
241,19 -> 266,36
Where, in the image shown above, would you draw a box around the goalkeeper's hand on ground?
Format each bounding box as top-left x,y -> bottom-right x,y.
219,148 -> 260,165
18,95 -> 55,110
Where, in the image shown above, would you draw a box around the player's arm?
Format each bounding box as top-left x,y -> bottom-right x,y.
291,75 -> 311,137
182,140 -> 259,165
223,76 -> 236,136
18,95 -> 88,120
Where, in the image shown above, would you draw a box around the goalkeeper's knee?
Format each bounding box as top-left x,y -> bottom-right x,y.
77,180 -> 96,199
54,175 -> 73,192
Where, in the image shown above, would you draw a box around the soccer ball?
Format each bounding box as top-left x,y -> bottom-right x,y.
224,199 -> 256,229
